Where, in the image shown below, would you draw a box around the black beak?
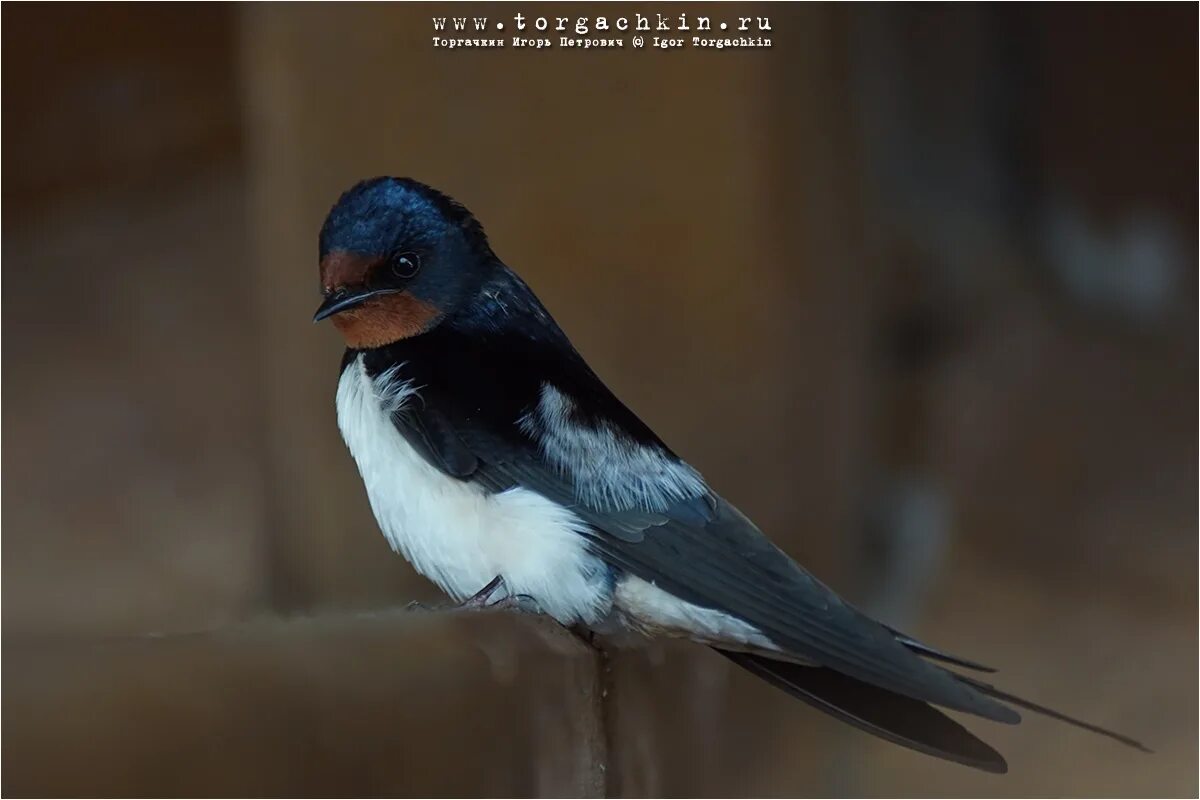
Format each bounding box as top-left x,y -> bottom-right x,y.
312,287 -> 399,322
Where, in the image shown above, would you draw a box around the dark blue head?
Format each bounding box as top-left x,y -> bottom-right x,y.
314,177 -> 496,347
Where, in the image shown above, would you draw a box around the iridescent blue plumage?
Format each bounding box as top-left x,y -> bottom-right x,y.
319,177 -> 490,261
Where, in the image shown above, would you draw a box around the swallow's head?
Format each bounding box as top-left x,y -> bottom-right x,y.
314,177 -> 494,348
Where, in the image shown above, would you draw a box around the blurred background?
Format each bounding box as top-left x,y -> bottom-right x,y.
3,3 -> 1196,796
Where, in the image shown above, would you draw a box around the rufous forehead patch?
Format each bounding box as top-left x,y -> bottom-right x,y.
320,250 -> 383,292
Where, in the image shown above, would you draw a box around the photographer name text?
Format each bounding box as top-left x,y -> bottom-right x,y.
432,12 -> 772,50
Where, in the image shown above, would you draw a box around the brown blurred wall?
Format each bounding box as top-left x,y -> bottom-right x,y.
3,4 -> 1196,797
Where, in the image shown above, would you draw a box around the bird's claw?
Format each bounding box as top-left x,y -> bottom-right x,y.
458,575 -> 508,610
487,593 -> 542,615
401,577 -> 542,616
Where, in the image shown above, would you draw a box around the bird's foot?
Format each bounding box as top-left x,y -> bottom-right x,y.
486,593 -> 543,615
458,574 -> 507,610
404,577 -> 543,616
404,575 -> 507,613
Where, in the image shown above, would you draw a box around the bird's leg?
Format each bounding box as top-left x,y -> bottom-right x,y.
486,592 -> 543,615
461,575 -> 542,615
458,574 -> 508,609
405,576 -> 543,616
405,575 -> 507,613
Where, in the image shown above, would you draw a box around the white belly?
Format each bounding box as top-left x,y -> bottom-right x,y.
335,354 -> 778,652
336,356 -> 614,625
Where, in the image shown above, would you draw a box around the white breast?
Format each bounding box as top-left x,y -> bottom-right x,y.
335,356 -> 613,625
335,355 -> 778,652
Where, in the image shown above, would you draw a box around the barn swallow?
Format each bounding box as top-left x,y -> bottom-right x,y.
314,177 -> 1147,773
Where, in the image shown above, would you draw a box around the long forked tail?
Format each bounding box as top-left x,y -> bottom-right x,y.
718,650 -> 1009,773
954,673 -> 1151,753
718,648 -> 1150,772
887,628 -> 1151,752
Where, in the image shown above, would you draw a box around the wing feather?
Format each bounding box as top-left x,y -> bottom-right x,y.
383,382 -> 1016,723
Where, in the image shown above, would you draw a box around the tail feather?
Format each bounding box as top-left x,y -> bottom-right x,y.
955,673 -> 1152,753
718,649 -> 1008,773
721,645 -> 1150,772
886,626 -> 997,673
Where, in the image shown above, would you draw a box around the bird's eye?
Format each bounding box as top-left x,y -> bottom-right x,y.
391,253 -> 420,280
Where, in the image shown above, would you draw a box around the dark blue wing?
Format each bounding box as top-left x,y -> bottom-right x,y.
355,315 -> 1016,724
